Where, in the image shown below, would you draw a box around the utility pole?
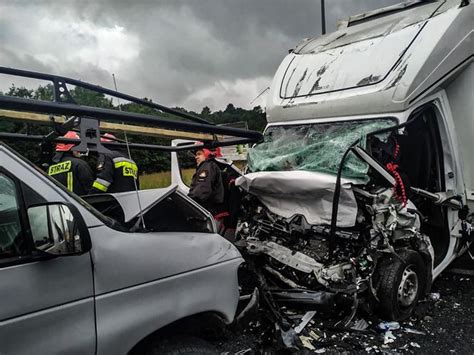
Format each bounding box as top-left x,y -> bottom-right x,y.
321,0 -> 326,35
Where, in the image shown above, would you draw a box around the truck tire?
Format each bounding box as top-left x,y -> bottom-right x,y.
376,249 -> 427,321
147,336 -> 218,355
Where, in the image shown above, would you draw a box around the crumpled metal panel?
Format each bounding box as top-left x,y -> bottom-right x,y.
236,170 -> 358,227
281,22 -> 422,98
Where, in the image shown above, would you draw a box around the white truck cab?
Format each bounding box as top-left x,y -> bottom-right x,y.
262,0 -> 473,275
171,1 -> 473,323
235,0 -> 473,322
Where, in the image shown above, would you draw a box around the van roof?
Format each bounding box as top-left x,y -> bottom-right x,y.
266,0 -> 472,122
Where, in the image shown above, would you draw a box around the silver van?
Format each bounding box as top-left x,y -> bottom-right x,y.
0,64 -> 263,354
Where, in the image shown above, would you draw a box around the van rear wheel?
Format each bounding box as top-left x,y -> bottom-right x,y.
147,336 -> 217,355
376,250 -> 427,321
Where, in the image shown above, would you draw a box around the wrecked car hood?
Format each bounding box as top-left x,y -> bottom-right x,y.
109,185 -> 178,223
236,170 -> 358,227
90,227 -> 242,294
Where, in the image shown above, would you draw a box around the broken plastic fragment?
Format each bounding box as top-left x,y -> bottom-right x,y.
295,311 -> 317,334
351,319 -> 370,331
299,336 -> 316,350
378,321 -> 400,331
403,327 -> 426,335
383,330 -> 396,344
410,342 -> 421,348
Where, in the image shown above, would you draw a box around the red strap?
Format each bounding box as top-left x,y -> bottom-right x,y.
386,140 -> 407,207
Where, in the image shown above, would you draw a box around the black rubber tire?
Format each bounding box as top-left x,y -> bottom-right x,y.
147,336 -> 218,355
376,249 -> 427,321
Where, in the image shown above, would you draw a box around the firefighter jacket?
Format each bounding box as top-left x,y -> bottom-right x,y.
91,150 -> 139,193
48,153 -> 94,196
188,159 -> 224,214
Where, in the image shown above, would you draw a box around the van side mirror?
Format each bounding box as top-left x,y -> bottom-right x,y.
27,202 -> 91,256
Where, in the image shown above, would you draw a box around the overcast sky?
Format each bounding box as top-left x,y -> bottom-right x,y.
0,0 -> 401,112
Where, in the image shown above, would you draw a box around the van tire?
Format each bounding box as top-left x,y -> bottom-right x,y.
376,249 -> 426,321
147,336 -> 218,355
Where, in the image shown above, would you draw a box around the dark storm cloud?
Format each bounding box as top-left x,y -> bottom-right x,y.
0,0 -> 401,110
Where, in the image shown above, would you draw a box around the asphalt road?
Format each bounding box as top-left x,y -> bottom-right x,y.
215,262 -> 474,354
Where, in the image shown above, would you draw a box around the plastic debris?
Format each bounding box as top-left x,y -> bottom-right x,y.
314,348 -> 326,353
309,330 -> 322,341
351,318 -> 370,331
410,342 -> 421,348
378,321 -> 400,331
294,311 -> 317,334
428,292 -> 441,301
383,330 -> 396,344
299,336 -> 316,350
279,325 -> 299,349
403,327 -> 426,335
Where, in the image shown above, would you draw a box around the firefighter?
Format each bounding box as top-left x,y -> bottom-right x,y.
90,133 -> 139,193
48,131 -> 94,195
188,146 -> 224,216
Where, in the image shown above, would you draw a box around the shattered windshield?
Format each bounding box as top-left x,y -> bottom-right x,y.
247,119 -> 395,179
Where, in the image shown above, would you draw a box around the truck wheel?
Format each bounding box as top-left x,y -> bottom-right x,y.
147,336 -> 218,355
376,250 -> 427,321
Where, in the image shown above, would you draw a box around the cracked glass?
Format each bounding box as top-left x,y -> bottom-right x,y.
247,119 -> 395,180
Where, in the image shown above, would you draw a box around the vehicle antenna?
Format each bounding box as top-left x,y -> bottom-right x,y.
112,73 -> 146,230
249,87 -> 269,105
321,0 -> 326,35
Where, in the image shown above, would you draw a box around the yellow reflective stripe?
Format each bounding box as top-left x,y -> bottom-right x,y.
67,172 -> 73,192
92,180 -> 108,192
114,161 -> 138,169
114,161 -> 138,178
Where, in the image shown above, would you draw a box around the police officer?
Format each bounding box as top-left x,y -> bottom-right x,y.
90,133 -> 139,193
188,146 -> 224,215
48,131 -> 94,195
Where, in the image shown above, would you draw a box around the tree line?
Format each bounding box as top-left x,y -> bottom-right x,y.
0,84 -> 266,173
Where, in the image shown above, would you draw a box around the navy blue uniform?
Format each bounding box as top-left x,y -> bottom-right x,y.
48,153 -> 94,195
91,151 -> 139,193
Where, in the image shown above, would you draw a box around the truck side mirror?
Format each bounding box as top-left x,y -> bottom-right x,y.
27,202 -> 91,256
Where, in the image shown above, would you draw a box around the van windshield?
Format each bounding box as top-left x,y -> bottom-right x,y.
247,119 -> 395,179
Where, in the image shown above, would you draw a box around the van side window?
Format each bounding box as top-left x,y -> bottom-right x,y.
0,173 -> 25,258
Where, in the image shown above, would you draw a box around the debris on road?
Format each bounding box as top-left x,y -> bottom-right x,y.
214,273 -> 473,354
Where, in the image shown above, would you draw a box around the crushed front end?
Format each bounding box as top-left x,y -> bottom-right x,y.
233,119 -> 435,348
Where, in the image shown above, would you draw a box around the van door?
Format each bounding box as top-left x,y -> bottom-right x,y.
171,139 -> 195,193
408,94 -> 467,277
0,154 -> 95,354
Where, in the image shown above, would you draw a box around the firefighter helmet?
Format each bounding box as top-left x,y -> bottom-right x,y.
55,131 -> 80,152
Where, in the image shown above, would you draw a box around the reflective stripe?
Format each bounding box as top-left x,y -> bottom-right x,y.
95,178 -> 111,188
112,157 -> 135,164
114,161 -> 138,179
92,180 -> 109,192
67,172 -> 73,192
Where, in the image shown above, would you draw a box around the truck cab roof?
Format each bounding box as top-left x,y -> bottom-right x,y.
266,0 -> 472,122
